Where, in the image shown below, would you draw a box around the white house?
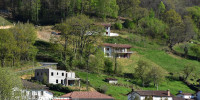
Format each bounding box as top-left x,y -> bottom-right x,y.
176,91 -> 194,99
13,80 -> 53,100
102,43 -> 133,58
35,68 -> 80,87
97,23 -> 119,37
127,89 -> 173,100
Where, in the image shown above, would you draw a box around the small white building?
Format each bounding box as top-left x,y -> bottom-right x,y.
102,43 -> 133,58
35,68 -> 80,87
127,89 -> 173,100
98,23 -> 119,37
176,91 -> 194,99
106,78 -> 118,84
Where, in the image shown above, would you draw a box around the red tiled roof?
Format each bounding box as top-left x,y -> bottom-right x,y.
128,90 -> 173,97
103,43 -> 132,48
61,91 -> 114,99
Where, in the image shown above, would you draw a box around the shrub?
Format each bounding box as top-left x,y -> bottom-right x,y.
97,85 -> 108,93
114,22 -> 123,30
123,20 -> 135,29
104,58 -> 113,74
47,84 -> 72,93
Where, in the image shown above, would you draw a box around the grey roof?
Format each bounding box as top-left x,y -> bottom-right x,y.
22,80 -> 48,90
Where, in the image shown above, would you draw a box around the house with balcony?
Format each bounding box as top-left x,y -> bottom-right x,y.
35,68 -> 80,87
102,43 -> 133,58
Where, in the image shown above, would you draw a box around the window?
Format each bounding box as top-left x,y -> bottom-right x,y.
106,48 -> 109,51
57,72 -> 58,75
106,32 -> 108,35
56,79 -> 58,83
37,72 -> 39,76
62,73 -> 64,76
61,80 -> 63,84
41,72 -> 43,76
51,72 -> 53,76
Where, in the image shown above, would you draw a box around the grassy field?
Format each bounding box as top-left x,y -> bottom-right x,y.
76,71 -> 195,100
0,16 -> 11,26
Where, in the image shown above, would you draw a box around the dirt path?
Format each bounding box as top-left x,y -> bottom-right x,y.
0,25 -> 13,29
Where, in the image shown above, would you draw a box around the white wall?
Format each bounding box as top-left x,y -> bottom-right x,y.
108,80 -> 118,84
66,72 -> 76,78
48,69 -> 66,85
104,27 -> 111,36
176,94 -> 193,99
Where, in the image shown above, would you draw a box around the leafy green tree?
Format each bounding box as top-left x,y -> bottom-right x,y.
114,22 -> 123,30
138,17 -> 168,39
123,20 -> 135,29
164,9 -> 183,26
11,23 -> 37,64
134,60 -> 151,87
182,64 -> 196,81
0,67 -> 22,99
117,0 -> 141,15
104,58 -> 113,75
149,66 -> 166,89
31,0 -> 41,23
96,0 -> 119,19
158,1 -> 166,18
0,29 -> 16,67
191,45 -> 200,58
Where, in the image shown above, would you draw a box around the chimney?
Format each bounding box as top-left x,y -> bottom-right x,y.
167,89 -> 170,96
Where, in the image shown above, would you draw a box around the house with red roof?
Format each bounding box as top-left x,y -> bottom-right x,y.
102,43 -> 133,58
54,91 -> 114,100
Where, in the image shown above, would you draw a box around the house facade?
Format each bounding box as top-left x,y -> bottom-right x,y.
102,43 -> 133,58
127,89 -> 173,100
35,68 -> 80,86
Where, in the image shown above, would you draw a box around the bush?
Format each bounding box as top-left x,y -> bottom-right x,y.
97,85 -> 108,93
47,84 -> 72,93
123,20 -> 135,29
104,58 -> 113,74
114,22 -> 123,30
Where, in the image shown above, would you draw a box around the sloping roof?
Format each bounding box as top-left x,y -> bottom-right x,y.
103,43 -> 132,48
176,93 -> 193,95
128,90 -> 173,97
106,78 -> 118,81
22,80 -> 49,90
60,91 -> 114,99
